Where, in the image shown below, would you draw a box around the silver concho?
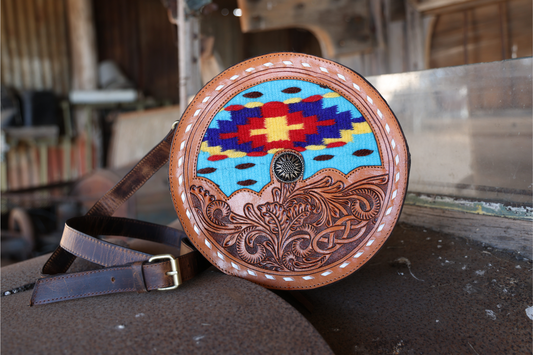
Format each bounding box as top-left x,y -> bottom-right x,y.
272,151 -> 304,183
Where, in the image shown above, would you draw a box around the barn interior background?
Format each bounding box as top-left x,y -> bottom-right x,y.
0,0 -> 531,266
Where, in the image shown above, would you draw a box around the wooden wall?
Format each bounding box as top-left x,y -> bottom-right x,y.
2,0 -> 530,102
1,0 -> 70,96
429,0 -> 533,68
93,0 -> 180,103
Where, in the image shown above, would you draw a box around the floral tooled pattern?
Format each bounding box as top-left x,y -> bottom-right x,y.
190,174 -> 388,272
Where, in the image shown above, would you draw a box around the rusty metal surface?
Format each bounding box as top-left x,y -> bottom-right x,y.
1,0 -> 70,95
298,223 -> 532,354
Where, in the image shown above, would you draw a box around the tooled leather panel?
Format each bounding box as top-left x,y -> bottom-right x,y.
190,168 -> 389,272
170,53 -> 409,290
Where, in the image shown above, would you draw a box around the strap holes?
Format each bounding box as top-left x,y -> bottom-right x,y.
111,277 -> 116,283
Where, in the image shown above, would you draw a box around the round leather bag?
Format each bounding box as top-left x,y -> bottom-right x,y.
170,53 -> 410,290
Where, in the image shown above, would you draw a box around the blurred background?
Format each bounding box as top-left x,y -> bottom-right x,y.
1,0 -> 531,265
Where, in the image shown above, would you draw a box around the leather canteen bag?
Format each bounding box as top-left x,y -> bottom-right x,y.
30,53 -> 410,305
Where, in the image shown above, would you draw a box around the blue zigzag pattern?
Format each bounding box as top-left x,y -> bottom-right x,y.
203,100 -> 366,153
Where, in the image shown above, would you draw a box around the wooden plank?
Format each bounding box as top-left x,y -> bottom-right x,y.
28,144 -> 40,187
507,0 -> 532,59
15,0 -> 34,89
48,0 -> 64,94
48,145 -> 60,183
1,3 -> 13,87
18,145 -> 31,189
25,0 -> 44,90
85,113 -> 92,173
66,0 -> 97,91
61,137 -> 71,182
400,204 -> 532,258
70,138 -> 78,180
124,0 -> 141,86
35,0 -> 53,89
188,17 -> 202,99
137,0 -> 180,103
94,0 -> 140,90
67,0 -> 97,147
498,2 -> 509,60
178,0 -> 188,112
426,1 -> 529,69
423,15 -> 437,69
405,0 -> 426,71
370,0 -> 387,74
416,0 -> 503,15
38,143 -> 47,186
1,159 -> 7,192
57,0 -> 70,95
6,146 -> 20,191
4,0 -> 23,89
76,134 -> 86,177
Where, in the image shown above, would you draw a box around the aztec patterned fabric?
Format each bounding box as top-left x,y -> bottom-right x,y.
197,79 -> 381,196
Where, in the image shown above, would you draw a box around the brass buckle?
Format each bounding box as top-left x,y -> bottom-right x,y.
148,254 -> 181,291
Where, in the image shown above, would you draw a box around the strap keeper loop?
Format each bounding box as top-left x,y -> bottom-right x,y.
131,261 -> 148,293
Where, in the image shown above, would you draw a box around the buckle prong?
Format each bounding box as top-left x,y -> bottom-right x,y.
148,254 -> 181,291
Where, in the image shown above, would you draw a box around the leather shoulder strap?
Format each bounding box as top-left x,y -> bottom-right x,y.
31,127 -> 210,306
42,129 -> 176,275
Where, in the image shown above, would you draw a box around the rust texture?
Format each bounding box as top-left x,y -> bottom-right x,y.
1,0 -> 70,95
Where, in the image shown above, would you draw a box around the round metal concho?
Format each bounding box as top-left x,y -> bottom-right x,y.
272,151 -> 304,183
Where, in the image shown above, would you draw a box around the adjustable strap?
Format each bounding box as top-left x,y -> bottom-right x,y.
42,128 -> 177,276
30,126 -> 210,306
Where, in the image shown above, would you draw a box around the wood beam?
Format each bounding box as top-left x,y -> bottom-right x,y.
66,0 -> 97,91
413,0 -> 505,15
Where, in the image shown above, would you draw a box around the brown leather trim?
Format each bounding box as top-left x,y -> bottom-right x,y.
170,52 -> 410,290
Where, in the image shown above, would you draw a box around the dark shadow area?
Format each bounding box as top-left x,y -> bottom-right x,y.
281,223 -> 532,354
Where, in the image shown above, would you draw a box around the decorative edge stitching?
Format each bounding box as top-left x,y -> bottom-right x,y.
170,53 -> 408,288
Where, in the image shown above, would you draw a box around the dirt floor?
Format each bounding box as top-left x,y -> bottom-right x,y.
286,223 -> 532,355
2,221 -> 530,354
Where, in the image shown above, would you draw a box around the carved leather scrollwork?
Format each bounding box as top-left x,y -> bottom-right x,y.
191,174 -> 388,272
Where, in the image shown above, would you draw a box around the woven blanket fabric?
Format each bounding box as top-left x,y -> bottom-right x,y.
197,79 -> 381,196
